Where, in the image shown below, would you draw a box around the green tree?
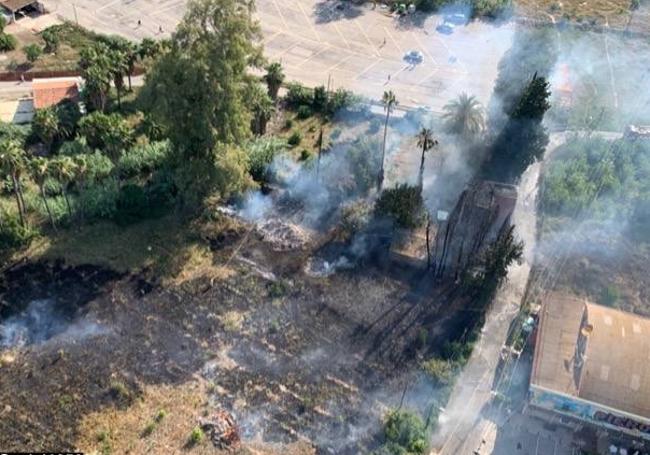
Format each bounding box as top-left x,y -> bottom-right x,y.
443,93 -> 485,141
109,48 -> 128,109
0,139 -> 27,226
23,43 -> 43,64
49,156 -> 77,220
378,90 -> 397,191
486,74 -> 551,182
41,28 -> 59,53
78,112 -> 134,161
29,157 -> 57,229
32,107 -> 59,153
415,127 -> 437,190
263,62 -> 285,101
79,43 -> 113,112
139,0 -> 263,204
247,83 -> 274,135
138,37 -> 162,61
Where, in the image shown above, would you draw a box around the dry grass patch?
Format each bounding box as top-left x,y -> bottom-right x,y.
515,0 -> 634,26
76,380 -> 210,454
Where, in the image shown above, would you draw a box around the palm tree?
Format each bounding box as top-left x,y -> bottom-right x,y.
442,93 -> 485,141
378,90 -> 397,191
248,84 -> 274,135
29,157 -> 56,230
72,155 -> 88,222
50,156 -> 77,221
416,127 -> 438,190
263,62 -> 285,101
32,107 -> 59,153
0,139 -> 27,226
110,49 -> 128,110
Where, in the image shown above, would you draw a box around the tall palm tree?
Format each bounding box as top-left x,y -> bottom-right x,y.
110,49 -> 128,110
50,156 -> 77,221
248,84 -> 274,135
263,62 -> 285,101
72,155 -> 88,222
32,107 -> 59,153
29,157 -> 56,230
442,93 -> 485,141
416,127 -> 438,191
378,90 -> 397,191
0,139 -> 27,226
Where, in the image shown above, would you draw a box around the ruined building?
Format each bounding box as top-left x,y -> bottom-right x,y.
433,180 -> 517,278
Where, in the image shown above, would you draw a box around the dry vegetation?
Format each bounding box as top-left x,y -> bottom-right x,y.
514,0 -> 640,27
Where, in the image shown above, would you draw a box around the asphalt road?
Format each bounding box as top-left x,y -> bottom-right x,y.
41,0 -> 514,110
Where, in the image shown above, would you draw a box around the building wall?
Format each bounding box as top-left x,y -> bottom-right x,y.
530,385 -> 650,440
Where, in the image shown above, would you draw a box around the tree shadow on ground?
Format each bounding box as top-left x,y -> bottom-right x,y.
313,0 -> 366,24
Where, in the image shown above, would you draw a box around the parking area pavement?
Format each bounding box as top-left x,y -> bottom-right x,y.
41,0 -> 513,110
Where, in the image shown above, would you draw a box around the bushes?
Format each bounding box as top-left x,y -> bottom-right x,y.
247,137 -> 287,183
116,141 -> 172,178
296,105 -> 312,120
285,82 -> 357,117
78,112 -> 135,160
0,212 -> 37,250
286,82 -> 313,108
375,184 -> 424,228
115,184 -> 147,225
287,131 -> 302,147
0,33 -> 17,52
375,410 -> 428,455
23,44 -> 43,64
421,358 -> 455,387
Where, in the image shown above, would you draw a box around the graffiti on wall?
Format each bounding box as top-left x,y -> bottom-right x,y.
530,387 -> 650,438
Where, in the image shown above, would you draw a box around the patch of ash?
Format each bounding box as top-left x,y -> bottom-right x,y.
256,218 -> 312,252
303,256 -> 353,278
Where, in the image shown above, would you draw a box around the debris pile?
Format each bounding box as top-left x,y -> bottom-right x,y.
199,410 -> 241,450
257,218 -> 310,251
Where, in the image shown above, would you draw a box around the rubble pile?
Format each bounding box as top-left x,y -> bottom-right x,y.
199,410 -> 241,450
257,218 -> 310,251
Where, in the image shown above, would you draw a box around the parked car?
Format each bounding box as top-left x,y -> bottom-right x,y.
436,21 -> 455,34
444,12 -> 468,25
403,50 -> 424,64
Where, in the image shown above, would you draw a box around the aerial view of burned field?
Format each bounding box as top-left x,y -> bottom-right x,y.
2,0 -> 650,453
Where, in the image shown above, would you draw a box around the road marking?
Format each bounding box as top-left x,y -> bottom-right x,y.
354,18 -> 381,57
296,44 -> 331,68
417,67 -> 440,85
269,0 -> 290,32
384,25 -> 403,55
96,0 -> 122,13
326,54 -> 354,72
410,31 -> 436,66
332,21 -> 352,50
356,59 -> 383,80
295,0 -> 321,42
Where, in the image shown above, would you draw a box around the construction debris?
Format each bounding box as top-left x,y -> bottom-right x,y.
199,409 -> 241,450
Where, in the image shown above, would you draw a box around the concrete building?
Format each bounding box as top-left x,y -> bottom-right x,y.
433,180 -> 517,278
530,293 -> 650,441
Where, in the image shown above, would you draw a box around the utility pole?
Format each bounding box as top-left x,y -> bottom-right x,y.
72,3 -> 79,25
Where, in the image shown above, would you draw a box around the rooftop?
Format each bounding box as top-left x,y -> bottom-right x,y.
532,293 -> 650,420
32,77 -> 80,110
0,0 -> 37,13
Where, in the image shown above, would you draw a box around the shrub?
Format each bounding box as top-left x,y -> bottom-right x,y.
312,85 -> 328,112
84,151 -> 115,183
23,43 -> 43,63
346,137 -> 381,195
0,33 -> 17,52
43,177 -> 62,197
422,358 -> 455,387
188,426 -> 204,445
42,28 -> 60,53
296,104 -> 312,119
247,137 -> 287,183
79,112 -> 135,160
145,169 -> 176,217
381,410 -> 428,454
115,184 -> 147,225
287,131 -> 302,147
78,179 -> 118,220
340,199 -> 372,237
299,148 -> 312,161
268,280 -> 288,298
326,88 -> 357,115
55,99 -> 82,139
0,212 -> 37,250
283,118 -> 293,130
330,128 -> 342,141
375,184 -> 424,228
285,82 -> 313,108
108,380 -> 130,401
116,141 -> 171,178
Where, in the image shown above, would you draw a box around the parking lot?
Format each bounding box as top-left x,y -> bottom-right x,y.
41,0 -> 513,110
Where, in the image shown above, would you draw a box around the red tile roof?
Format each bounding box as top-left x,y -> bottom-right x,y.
32,78 -> 80,110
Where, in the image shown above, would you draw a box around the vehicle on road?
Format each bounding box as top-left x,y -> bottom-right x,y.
436,21 -> 455,34
403,50 -> 424,64
444,12 -> 468,25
